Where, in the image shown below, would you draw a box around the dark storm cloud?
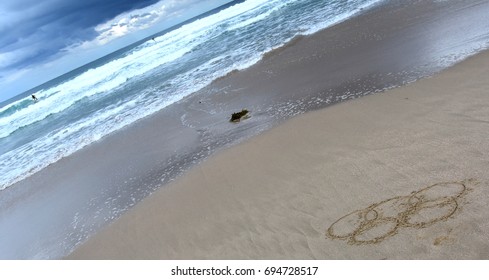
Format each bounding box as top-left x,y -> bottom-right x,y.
0,0 -> 159,70
0,0 -> 232,102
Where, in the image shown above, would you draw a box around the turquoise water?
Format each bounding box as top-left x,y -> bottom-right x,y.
0,0 -> 382,190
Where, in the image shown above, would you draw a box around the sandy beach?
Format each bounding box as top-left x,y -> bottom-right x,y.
70,43 -> 489,259
3,0 -> 489,259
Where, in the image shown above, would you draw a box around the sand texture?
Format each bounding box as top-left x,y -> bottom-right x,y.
70,49 -> 489,259
5,0 -> 489,259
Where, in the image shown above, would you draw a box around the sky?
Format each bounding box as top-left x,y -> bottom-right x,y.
0,0 -> 233,102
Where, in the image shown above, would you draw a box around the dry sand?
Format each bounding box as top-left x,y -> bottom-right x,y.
3,0 -> 489,259
69,49 -> 489,259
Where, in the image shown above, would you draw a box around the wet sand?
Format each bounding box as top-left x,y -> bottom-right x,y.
3,0 -> 489,259
70,48 -> 489,259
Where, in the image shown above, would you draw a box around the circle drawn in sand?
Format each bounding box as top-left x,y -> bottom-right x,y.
326,181 -> 468,245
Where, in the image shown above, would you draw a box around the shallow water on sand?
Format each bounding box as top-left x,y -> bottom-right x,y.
1,0 -> 489,259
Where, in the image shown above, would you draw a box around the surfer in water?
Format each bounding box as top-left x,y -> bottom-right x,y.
31,94 -> 38,102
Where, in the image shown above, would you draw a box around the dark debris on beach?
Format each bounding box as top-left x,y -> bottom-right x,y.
230,109 -> 250,123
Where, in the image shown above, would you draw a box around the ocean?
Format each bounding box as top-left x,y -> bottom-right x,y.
0,0 -> 382,191
2,0 -> 489,259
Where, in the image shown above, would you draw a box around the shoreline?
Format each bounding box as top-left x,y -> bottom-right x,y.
2,0 -> 489,259
70,48 -> 489,259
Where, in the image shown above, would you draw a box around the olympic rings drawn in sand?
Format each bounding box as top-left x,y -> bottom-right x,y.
326,181 -> 469,245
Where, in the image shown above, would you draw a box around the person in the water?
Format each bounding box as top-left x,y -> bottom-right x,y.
31,94 -> 38,101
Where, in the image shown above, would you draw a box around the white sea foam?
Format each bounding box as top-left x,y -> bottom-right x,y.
0,0 -> 385,190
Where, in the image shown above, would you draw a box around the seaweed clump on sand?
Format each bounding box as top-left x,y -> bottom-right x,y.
230,109 -> 250,123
